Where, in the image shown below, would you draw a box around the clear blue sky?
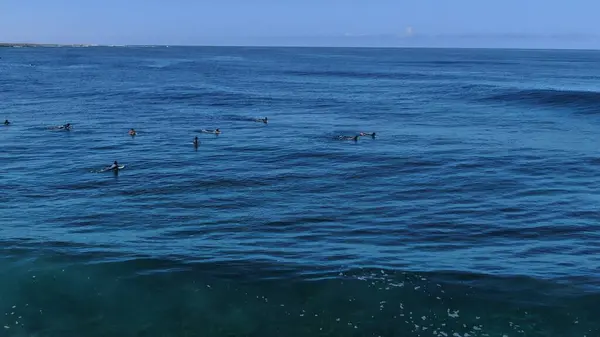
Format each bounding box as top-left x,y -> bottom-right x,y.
2,0 -> 600,48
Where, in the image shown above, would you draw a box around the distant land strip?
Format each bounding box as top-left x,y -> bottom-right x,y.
0,43 -> 95,48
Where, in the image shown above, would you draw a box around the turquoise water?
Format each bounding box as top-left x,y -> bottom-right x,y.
1,46 -> 599,336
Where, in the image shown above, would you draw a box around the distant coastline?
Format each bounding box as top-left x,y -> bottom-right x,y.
1,41 -> 599,51
0,43 -> 95,48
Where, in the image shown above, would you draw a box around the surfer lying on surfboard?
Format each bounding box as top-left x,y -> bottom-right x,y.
52,123 -> 72,131
101,161 -> 124,172
201,128 -> 221,135
254,117 -> 268,124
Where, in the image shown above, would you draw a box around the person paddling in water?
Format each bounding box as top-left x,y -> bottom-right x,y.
104,161 -> 120,172
4,119 -> 10,126
128,128 -> 137,136
255,117 -> 268,124
360,132 -> 376,138
193,136 -> 200,147
54,123 -> 71,130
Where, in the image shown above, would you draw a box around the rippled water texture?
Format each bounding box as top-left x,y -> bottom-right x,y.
1,47 -> 599,336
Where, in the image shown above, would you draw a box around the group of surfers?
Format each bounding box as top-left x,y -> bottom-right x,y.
4,117 -> 376,172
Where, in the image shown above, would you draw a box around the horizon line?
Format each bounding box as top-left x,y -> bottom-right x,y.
2,42 -> 600,52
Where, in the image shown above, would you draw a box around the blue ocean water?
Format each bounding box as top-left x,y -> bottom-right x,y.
1,46 -> 599,337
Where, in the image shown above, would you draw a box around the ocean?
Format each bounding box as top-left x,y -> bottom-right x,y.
1,46 -> 599,337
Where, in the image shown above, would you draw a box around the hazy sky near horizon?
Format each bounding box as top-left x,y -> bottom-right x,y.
1,0 -> 600,47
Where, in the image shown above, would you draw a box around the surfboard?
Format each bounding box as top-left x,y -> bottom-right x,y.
99,165 -> 125,173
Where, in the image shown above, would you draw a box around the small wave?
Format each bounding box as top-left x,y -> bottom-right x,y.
119,87 -> 351,109
420,60 -> 517,66
0,256 -> 597,337
485,88 -> 600,113
286,69 -> 436,81
201,114 -> 266,123
144,59 -> 195,69
205,55 -> 246,62
63,64 -> 99,69
119,177 -> 271,196
135,88 -> 281,108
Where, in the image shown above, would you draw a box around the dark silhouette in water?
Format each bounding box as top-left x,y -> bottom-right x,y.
4,119 -> 10,126
193,136 -> 200,149
105,161 -> 119,172
52,123 -> 71,131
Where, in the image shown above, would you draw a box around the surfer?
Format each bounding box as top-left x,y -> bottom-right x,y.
105,161 -> 120,172
360,132 -> 376,138
256,117 -> 268,124
193,136 -> 200,147
202,128 -> 221,135
129,128 -> 137,136
56,123 -> 71,130
4,119 -> 10,125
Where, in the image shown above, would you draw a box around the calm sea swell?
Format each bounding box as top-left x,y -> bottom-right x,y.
486,88 -> 600,114
1,46 -> 600,336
